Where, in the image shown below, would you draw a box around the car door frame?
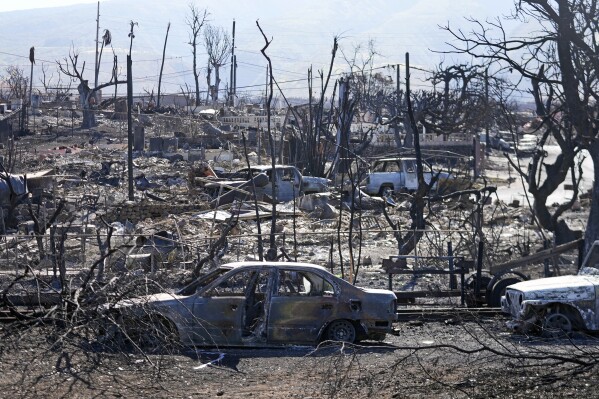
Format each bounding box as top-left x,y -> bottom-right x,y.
266,268 -> 339,344
191,267 -> 272,346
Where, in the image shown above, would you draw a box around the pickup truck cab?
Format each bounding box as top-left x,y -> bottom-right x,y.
361,157 -> 452,195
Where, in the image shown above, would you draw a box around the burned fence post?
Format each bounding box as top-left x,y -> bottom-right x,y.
475,240 -> 484,298
448,241 -> 456,290
134,125 -> 144,152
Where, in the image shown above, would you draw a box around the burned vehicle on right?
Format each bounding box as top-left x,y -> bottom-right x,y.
501,240 -> 599,336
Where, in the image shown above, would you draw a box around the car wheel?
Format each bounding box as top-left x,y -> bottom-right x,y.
379,185 -> 393,197
487,277 -> 522,307
464,274 -> 492,307
542,312 -> 573,338
326,320 -> 357,343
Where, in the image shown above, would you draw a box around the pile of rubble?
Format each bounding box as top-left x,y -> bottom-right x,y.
0,110 -> 583,296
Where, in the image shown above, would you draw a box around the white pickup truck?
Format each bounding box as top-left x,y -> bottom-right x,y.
361,157 -> 453,196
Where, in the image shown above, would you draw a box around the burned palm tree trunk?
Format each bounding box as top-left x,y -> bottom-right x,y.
157,22 -> 170,108
242,132 -> 264,261
331,78 -> 355,178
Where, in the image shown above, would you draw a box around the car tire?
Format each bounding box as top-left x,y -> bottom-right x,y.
464,273 -> 492,307
542,311 -> 573,338
325,320 -> 357,343
487,277 -> 522,308
379,185 -> 393,197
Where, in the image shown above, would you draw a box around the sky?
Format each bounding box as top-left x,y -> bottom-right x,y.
0,0 -> 531,100
0,0 -> 99,12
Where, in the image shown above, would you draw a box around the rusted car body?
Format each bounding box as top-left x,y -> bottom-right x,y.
501,240 -> 599,334
111,262 -> 397,347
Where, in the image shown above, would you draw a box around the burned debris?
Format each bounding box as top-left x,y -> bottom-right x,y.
0,96 -> 579,350
3,1 -> 599,397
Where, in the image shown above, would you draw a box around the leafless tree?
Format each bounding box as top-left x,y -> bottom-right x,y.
283,38 -> 339,177
57,46 -> 126,128
423,63 -> 488,135
39,63 -> 73,102
1,66 -> 29,101
256,20 -> 279,259
441,0 -> 596,248
186,4 -> 208,106
341,39 -> 379,113
203,24 -> 231,104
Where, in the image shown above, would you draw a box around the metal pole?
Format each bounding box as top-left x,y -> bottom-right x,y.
94,1 -> 100,89
127,55 -> 134,201
485,67 -> 490,155
29,48 -> 34,132
448,241 -> 456,290
229,19 -> 236,105
475,240 -> 484,297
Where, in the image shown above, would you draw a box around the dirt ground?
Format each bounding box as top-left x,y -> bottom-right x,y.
1,316 -> 599,398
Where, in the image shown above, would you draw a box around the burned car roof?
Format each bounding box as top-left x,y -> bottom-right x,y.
220,261 -> 331,272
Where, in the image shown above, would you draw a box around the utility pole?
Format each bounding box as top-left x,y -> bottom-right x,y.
94,1 -> 100,89
404,54 -> 414,148
394,63 -> 401,148
127,55 -> 134,201
127,21 -> 136,202
229,19 -> 236,106
484,67 -> 490,155
234,54 -> 237,101
28,47 -> 35,107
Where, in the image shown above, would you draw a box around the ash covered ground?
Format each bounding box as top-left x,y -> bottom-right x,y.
0,110 -> 593,398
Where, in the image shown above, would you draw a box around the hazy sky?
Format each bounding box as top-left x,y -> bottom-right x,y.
0,0 -> 99,12
0,0 -> 529,99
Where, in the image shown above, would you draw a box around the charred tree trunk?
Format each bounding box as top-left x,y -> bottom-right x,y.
206,65 -> 212,103
214,65 -> 221,102
78,82 -> 96,129
584,142 -> 599,254
256,21 -> 278,259
157,22 -> 170,108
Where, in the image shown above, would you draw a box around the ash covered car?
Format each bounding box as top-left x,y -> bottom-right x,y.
104,262 -> 396,348
501,240 -> 599,336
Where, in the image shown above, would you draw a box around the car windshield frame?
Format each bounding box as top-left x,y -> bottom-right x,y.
175,266 -> 233,295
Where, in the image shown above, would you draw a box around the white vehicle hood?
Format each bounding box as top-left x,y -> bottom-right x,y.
111,292 -> 186,309
508,275 -> 598,301
359,287 -> 396,297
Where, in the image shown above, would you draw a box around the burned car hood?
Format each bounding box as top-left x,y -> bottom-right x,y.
359,287 -> 396,296
507,275 -> 598,301
111,292 -> 187,309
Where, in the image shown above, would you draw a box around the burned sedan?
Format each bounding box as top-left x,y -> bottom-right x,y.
106,262 -> 397,348
501,240 -> 599,335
